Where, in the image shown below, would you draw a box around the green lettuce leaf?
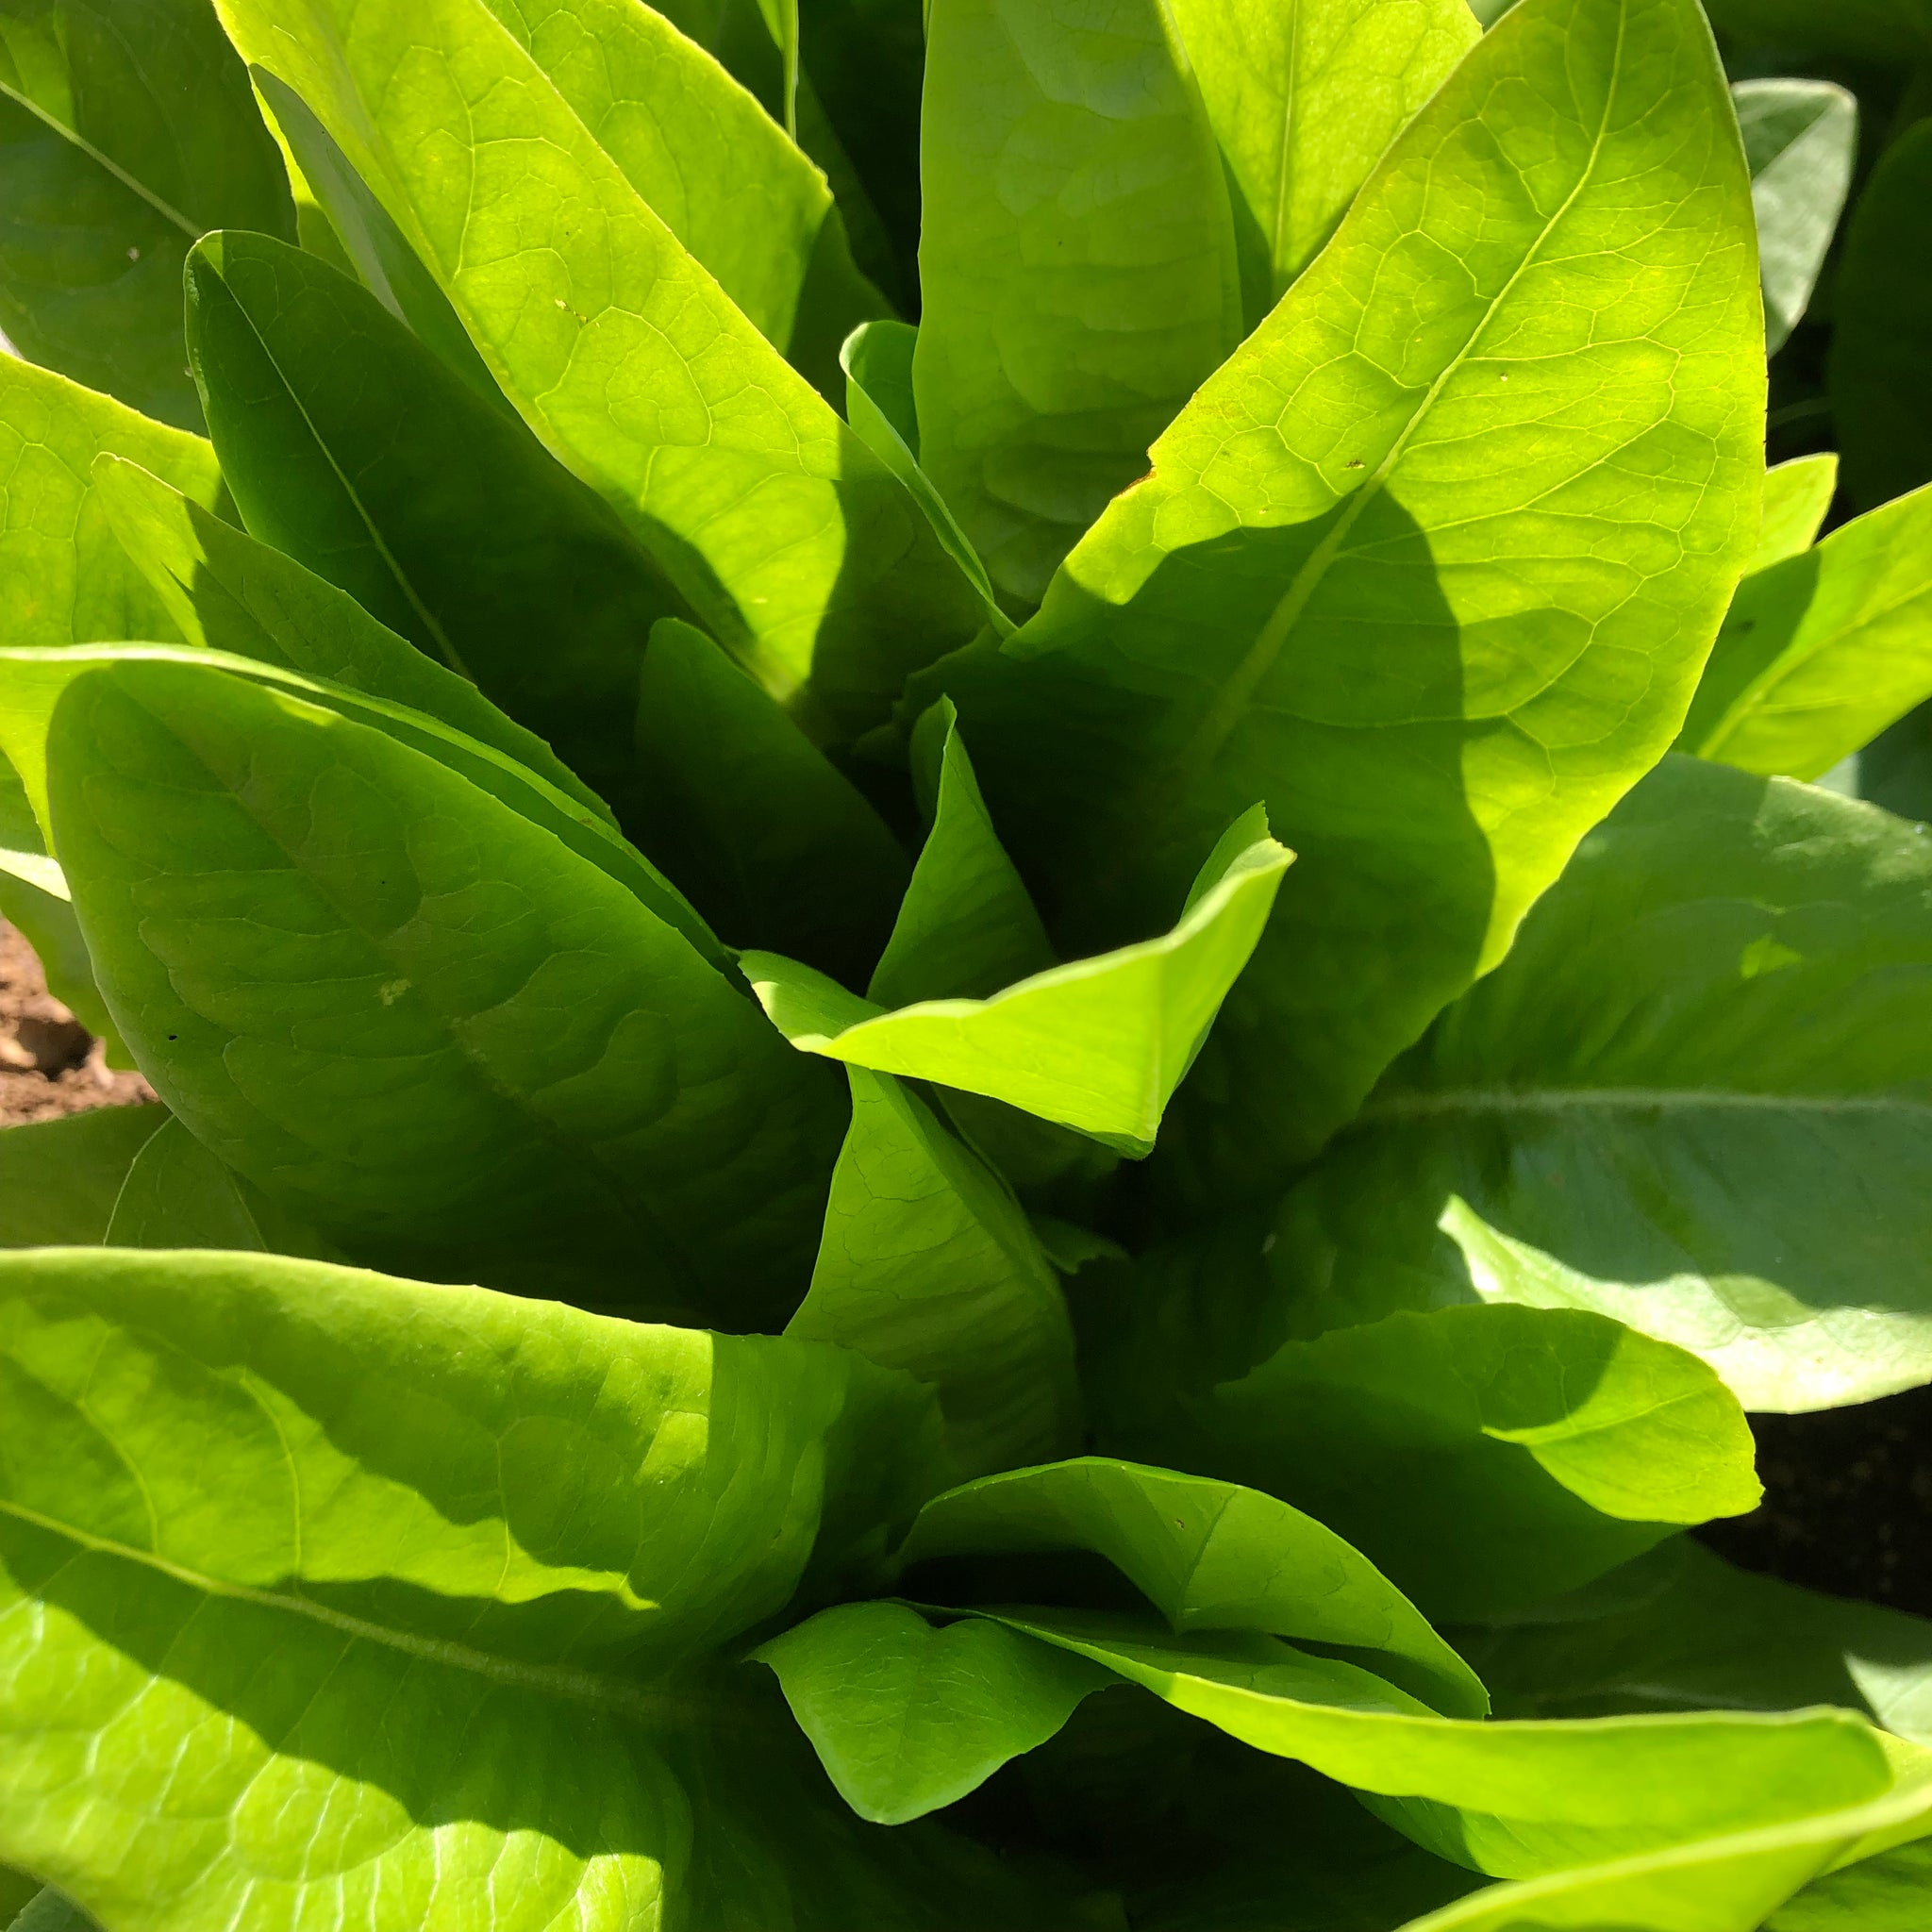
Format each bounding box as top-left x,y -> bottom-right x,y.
0,0 -> 292,427
38,654 -> 844,1322
209,0 -> 984,731
1678,481 -> 1932,780
1771,1837 -> 1932,1930
0,359 -> 225,648
1752,453 -> 1839,575
788,1068 -> 1081,1478
102,1114 -> 337,1257
631,618 -> 908,984
1735,79 -> 1857,356
1100,1301 -> 1757,1621
0,1246 -> 1090,1930
1241,756 -> 1932,1412
900,1455 -> 1488,1715
755,1600 -> 1114,1823
1829,119 -> 1932,513
913,0 -> 1242,609
934,0 -> 1763,1200
0,1108 -> 166,1246
1167,0 -> 1479,327
184,228 -> 694,822
971,1607 -> 1896,1879
743,809 -> 1291,1156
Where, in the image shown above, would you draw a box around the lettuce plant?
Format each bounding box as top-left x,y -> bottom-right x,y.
3,0 -> 1932,1927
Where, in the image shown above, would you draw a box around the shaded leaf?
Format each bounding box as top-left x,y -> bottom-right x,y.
1830,119 -> 1932,512
1735,80 -> 1857,356
1680,481 -> 1932,780
0,1108 -> 166,1246
0,0 -> 292,427
913,0 -> 1242,608
1702,0 -> 1932,62
41,656 -> 844,1322
756,1600 -> 1112,1823
1241,757 -> 1932,1412
936,0 -> 1764,1201
788,1068 -> 1080,1478
744,810 -> 1291,1156
632,618 -> 908,984
1770,1837 -> 1932,1930
184,229 -> 693,823
0,1246 -> 1093,1930
210,0 -> 985,732
1168,0 -> 1479,327
0,358 -> 225,648
103,1115 -> 336,1257
901,1455 -> 1489,1715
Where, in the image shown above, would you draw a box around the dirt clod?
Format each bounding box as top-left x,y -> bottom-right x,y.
0,922 -> 153,1125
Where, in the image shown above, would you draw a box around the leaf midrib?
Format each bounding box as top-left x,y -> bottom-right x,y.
0,75 -> 199,239
0,1493 -> 681,1724
1172,4 -> 1628,779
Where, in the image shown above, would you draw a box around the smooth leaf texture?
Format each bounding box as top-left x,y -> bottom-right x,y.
900,1456 -> 1489,1715
913,0 -> 1243,608
788,1068 -> 1080,1478
41,656 -> 845,1323
0,642 -> 723,968
102,1115 -> 335,1257
972,1607 -> 1896,1880
937,0 -> 1764,1199
1751,452 -> 1838,575
185,229 -> 695,820
1829,119 -> 1932,512
1679,481 -> 1932,780
1734,79 -> 1856,355
210,0 -> 985,731
1771,1837 -> 1932,1930
0,0 -> 291,427
0,1108 -> 166,1246
1167,0 -> 1480,327
0,1247 -> 1094,1931
1395,1779 -> 1932,1932
841,322 -> 1009,633
631,619 -> 909,984
1105,1302 -> 1757,1620
868,702 -> 1055,1010
1245,756 -> 1932,1411
755,1600 -> 1112,1823
92,453 -> 611,819
1701,0 -> 1932,61
0,358 -> 225,648
1458,1540 -> 1932,1742
744,812 -> 1291,1156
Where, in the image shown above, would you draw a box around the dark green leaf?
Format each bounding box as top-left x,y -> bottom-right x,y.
0,1107 -> 166,1246
756,1600 -> 1113,1822
789,1068 -> 1080,1477
103,1115 -> 337,1257
1702,0 -> 1932,62
184,229 -> 694,824
936,0 -> 1764,1202
0,0 -> 292,427
902,1455 -> 1489,1714
1241,756 -> 1932,1412
1735,80 -> 1857,356
631,618 -> 908,983
913,0 -> 1243,608
42,656 -> 844,1322
1830,119 -> 1932,512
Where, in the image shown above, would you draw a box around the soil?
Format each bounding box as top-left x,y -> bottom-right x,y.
1698,1388 -> 1932,1619
0,922 -> 152,1124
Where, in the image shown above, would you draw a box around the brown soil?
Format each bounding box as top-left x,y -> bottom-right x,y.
0,922 -> 152,1124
